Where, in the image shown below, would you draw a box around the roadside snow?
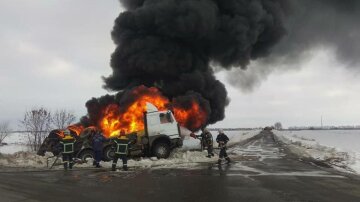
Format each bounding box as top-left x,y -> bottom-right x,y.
0,152 -> 50,168
0,133 -> 30,154
274,130 -> 360,174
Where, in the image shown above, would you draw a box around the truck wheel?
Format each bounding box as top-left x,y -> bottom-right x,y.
78,150 -> 94,163
103,146 -> 115,161
153,142 -> 170,159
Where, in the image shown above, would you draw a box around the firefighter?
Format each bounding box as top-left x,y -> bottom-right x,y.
92,130 -> 106,168
200,128 -> 214,158
111,131 -> 133,171
59,129 -> 76,170
216,129 -> 231,164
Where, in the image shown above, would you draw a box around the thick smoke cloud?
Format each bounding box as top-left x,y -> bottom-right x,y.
103,0 -> 289,125
227,0 -> 360,92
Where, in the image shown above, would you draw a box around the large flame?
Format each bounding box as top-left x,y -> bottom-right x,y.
173,100 -> 208,131
67,124 -> 84,136
100,87 -> 169,137
78,86 -> 209,138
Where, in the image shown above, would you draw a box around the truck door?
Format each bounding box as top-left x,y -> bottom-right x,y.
146,112 -> 160,136
158,111 -> 179,137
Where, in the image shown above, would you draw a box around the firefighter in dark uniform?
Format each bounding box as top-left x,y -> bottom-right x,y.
111,131 -> 133,171
92,130 -> 106,168
199,128 -> 214,158
59,129 -> 76,170
216,129 -> 231,164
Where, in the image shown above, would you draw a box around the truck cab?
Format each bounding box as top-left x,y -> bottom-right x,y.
143,102 -> 183,158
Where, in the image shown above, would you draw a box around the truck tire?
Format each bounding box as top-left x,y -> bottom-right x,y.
78,150 -> 94,163
153,142 -> 170,159
103,146 -> 115,161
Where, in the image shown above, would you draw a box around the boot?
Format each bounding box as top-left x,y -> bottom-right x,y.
217,159 -> 222,164
69,162 -> 73,169
93,161 -> 97,166
211,153 -> 215,157
225,157 -> 231,164
123,165 -> 128,171
111,164 -> 116,171
96,163 -> 102,168
206,154 -> 212,158
63,163 -> 68,170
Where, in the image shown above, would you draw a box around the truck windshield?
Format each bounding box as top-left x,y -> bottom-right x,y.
159,112 -> 173,124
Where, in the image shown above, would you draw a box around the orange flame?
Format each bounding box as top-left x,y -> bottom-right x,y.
100,86 -> 169,137
67,124 -> 84,136
173,100 -> 208,131
82,86 -> 209,138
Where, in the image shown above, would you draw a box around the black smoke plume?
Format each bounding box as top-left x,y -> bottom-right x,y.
102,0 -> 290,126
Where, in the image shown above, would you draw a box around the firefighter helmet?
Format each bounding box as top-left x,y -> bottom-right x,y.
64,129 -> 71,136
63,135 -> 74,140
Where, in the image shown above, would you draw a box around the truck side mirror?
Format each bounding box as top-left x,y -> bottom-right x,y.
166,111 -> 173,123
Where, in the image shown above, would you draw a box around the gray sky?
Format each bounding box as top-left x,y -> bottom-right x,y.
1,1 -> 359,129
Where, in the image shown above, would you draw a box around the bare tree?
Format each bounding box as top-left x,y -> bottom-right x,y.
0,121 -> 11,144
274,122 -> 283,130
52,109 -> 76,129
21,108 -> 52,151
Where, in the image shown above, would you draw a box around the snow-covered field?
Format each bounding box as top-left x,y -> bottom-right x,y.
274,130 -> 360,174
0,130 -> 260,169
0,133 -> 30,154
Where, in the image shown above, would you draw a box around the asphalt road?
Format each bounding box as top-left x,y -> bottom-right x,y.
1,130 -> 360,202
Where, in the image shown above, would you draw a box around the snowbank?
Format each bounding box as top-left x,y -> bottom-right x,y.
0,152 -> 50,168
274,130 -> 360,174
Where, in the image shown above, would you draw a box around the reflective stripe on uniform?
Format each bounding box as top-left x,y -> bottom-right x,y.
115,143 -> 128,155
61,142 -> 74,154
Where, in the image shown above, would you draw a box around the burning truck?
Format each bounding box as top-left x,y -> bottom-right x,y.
37,102 -> 186,161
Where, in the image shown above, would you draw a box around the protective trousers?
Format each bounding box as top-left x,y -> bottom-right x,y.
207,145 -> 214,157
62,153 -> 74,170
112,153 -> 128,171
218,147 -> 230,164
94,150 -> 102,165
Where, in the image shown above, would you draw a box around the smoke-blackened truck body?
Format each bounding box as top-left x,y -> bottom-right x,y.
37,103 -> 183,162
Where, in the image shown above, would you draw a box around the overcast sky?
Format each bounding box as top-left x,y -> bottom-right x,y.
1,1 -> 359,129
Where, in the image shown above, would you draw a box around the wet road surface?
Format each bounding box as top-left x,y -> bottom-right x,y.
1,130 -> 360,202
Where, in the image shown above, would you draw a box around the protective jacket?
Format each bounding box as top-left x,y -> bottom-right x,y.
59,136 -> 75,154
200,131 -> 213,146
113,137 -> 131,157
216,133 -> 229,148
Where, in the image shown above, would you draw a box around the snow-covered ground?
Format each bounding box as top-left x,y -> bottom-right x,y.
0,130 -> 260,169
274,130 -> 360,174
0,133 -> 30,154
